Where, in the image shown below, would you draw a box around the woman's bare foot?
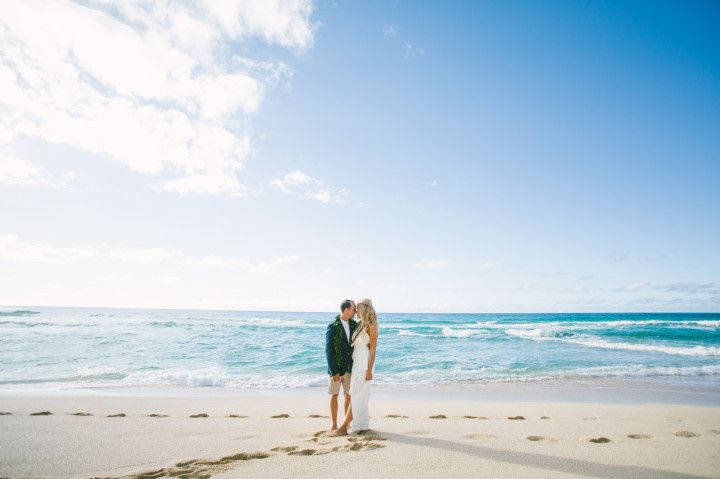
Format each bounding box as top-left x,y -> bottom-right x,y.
332,427 -> 348,436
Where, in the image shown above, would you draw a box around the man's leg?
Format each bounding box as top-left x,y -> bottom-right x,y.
330,394 -> 339,430
343,393 -> 351,415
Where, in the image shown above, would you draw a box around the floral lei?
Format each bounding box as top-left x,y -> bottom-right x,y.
332,315 -> 357,373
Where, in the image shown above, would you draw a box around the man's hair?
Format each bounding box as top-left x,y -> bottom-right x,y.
340,299 -> 354,312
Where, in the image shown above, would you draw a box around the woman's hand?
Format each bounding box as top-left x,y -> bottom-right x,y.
365,370 -> 373,381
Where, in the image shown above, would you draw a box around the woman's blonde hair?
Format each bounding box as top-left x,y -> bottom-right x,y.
356,298 -> 377,327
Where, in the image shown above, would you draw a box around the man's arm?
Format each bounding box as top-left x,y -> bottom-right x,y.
326,323 -> 339,377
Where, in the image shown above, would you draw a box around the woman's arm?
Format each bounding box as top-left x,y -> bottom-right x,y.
365,324 -> 378,381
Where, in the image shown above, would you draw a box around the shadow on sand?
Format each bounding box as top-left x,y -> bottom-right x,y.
383,432 -> 709,479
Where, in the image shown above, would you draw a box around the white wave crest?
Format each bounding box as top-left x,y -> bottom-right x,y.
118,368 -> 327,389
567,338 -> 720,357
506,329 -> 720,357
441,327 -> 486,338
75,366 -> 124,377
398,330 -> 429,337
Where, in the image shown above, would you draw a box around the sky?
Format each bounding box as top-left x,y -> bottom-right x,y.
1,0 -> 718,312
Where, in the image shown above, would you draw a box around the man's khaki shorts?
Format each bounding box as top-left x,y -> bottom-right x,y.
327,372 -> 351,395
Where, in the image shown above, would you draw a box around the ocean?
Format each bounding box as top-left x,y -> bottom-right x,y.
1,307 -> 719,394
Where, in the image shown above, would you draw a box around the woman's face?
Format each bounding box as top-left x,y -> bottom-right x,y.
356,304 -> 363,319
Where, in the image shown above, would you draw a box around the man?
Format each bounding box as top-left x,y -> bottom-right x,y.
325,299 -> 358,430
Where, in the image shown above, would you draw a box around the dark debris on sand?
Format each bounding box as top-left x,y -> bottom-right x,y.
589,437 -> 611,443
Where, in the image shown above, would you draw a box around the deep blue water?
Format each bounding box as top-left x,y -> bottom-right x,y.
1,307 -> 718,392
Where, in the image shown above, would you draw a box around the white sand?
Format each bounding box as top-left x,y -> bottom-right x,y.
1,394 -> 719,478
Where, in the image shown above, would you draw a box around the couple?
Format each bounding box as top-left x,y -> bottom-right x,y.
325,298 -> 378,435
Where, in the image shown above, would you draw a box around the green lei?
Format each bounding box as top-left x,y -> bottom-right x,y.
332,315 -> 358,374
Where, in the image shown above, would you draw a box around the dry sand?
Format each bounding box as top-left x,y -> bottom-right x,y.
1,394 -> 719,478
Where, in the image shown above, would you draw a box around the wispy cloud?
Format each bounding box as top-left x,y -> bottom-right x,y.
418,258 -> 449,271
0,0 -> 317,196
0,234 -> 299,272
181,254 -> 300,272
404,42 -> 425,58
383,24 -> 398,36
112,248 -> 174,264
0,234 -> 95,263
270,170 -> 349,204
0,154 -> 74,188
655,282 -> 719,294
615,282 -> 649,292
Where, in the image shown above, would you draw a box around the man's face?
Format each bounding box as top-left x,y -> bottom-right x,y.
343,303 -> 356,319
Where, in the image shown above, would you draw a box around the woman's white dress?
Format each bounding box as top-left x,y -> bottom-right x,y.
349,328 -> 371,432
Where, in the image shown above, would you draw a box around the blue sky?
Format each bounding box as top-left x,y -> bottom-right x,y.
1,0 -> 718,312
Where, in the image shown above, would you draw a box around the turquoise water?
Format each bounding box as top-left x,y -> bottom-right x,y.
1,307 -> 719,392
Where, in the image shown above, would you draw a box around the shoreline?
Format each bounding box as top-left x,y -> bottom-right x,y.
2,376 -> 719,406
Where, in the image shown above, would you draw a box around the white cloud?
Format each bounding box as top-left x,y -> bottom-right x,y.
619,282 -> 649,292
404,42 -> 425,58
181,254 -> 300,272
0,0 -> 317,196
418,258 -> 449,271
112,248 -> 174,264
0,234 -> 95,263
478,260 -> 503,270
0,153 -> 75,188
270,169 -> 314,193
383,24 -> 397,36
270,170 -> 349,204
425,179 -> 438,187
0,234 -> 299,273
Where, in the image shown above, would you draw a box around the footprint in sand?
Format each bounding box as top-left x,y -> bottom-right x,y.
289,448 -> 317,456
583,417 -> 598,421
271,446 -> 298,452
189,413 -> 208,418
463,415 -> 488,419
675,431 -> 699,438
627,434 -> 651,439
526,436 -> 548,442
147,414 -> 169,418
271,413 -> 290,418
385,414 -> 409,418
429,414 -> 447,419
0,412 -> 12,415
126,451 -> 271,478
710,430 -> 720,435
107,413 -> 126,417
541,416 -> 550,419
464,433 -> 496,442
348,433 -> 386,442
227,414 -> 248,418
308,414 -> 328,418
588,437 -> 611,443
30,411 -> 52,416
507,416 -> 525,420
72,412 -> 92,416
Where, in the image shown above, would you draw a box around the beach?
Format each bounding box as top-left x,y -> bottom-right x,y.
2,308 -> 720,477
1,385 -> 719,479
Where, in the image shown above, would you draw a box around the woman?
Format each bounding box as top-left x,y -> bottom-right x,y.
335,298 -> 378,435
